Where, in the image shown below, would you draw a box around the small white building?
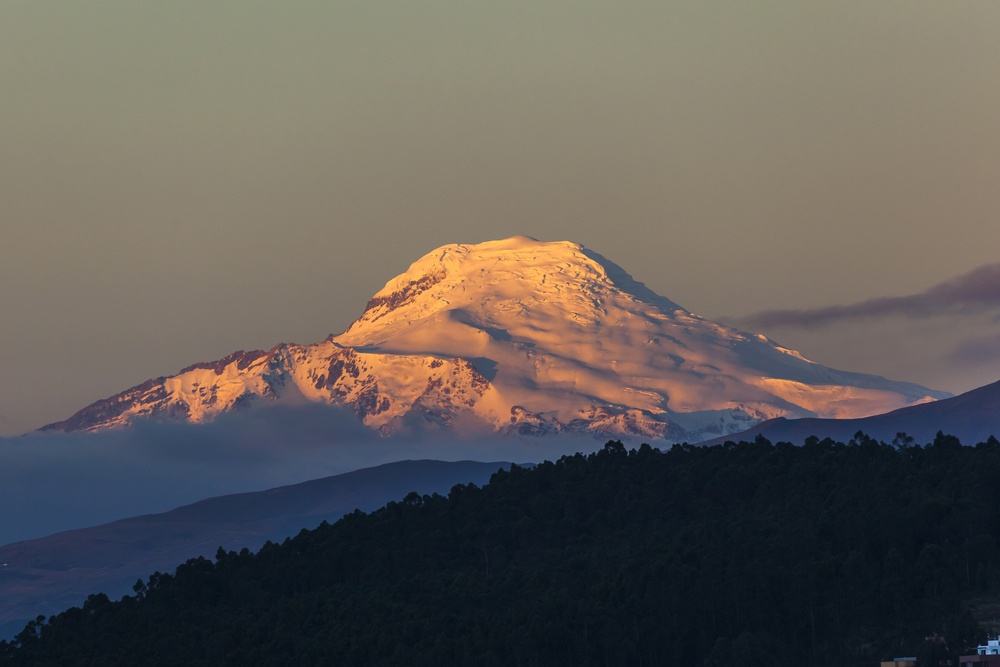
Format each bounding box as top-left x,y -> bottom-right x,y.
979,638 -> 1000,655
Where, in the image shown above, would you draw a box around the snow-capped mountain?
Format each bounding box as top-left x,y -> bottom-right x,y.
43,237 -> 947,442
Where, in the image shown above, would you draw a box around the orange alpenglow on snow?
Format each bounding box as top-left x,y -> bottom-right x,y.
44,237 -> 946,442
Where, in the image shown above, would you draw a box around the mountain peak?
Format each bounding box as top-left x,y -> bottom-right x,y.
340,237 -> 681,346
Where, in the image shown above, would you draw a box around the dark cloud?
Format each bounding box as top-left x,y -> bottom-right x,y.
949,332 -> 1000,366
737,263 -> 1000,329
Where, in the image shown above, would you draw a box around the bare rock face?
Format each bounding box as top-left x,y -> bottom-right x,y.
42,237 -> 947,442
362,270 -> 445,321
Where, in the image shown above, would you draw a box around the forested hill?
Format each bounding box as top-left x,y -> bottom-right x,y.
5,433 -> 1000,666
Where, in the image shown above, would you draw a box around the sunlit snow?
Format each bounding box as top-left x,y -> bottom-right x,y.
46,237 -> 945,442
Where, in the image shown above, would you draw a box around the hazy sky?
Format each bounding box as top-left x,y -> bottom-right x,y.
3,2 -> 999,436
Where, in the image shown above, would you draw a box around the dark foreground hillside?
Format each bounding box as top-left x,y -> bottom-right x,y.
4,433 -> 1000,666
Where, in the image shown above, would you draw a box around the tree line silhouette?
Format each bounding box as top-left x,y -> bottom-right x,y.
3,431 -> 1000,666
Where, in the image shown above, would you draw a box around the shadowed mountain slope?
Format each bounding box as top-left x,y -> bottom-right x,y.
699,378 -> 1000,446
0,459 -> 509,638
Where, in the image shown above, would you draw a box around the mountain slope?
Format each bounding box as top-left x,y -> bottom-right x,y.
700,377 -> 1000,447
42,237 -> 946,442
0,460 -> 509,639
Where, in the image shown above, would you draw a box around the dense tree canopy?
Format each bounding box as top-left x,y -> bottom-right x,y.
4,432 -> 1000,666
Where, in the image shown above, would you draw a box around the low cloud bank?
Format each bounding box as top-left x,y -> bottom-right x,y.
0,403 -> 607,546
737,262 -> 1000,329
